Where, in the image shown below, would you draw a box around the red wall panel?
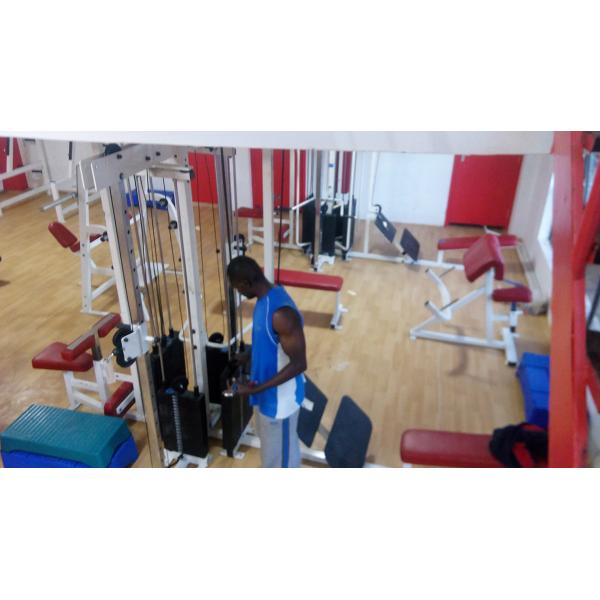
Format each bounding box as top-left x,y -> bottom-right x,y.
249,149 -> 307,209
445,155 -> 523,228
0,138 -> 29,190
189,151 -> 217,204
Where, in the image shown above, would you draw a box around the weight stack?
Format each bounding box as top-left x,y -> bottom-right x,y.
157,389 -> 209,459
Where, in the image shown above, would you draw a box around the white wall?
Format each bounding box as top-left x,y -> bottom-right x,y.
20,140 -> 101,189
353,152 -> 454,225
509,154 -> 553,302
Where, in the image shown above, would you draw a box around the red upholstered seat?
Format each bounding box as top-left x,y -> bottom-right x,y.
492,286 -> 532,304
438,234 -> 519,251
32,342 -> 94,372
400,429 -> 503,468
462,234 -> 504,282
48,222 -> 78,250
274,269 -> 343,292
236,207 -> 263,219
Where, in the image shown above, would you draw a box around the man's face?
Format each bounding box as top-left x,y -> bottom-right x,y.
230,277 -> 255,299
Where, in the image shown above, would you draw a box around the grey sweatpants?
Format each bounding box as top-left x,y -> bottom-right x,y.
255,409 -> 301,468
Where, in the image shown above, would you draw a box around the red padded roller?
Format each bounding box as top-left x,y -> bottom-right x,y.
48,222 -> 78,250
97,313 -> 122,338
104,382 -> 135,417
236,207 -> 263,219
274,268 -> 343,292
32,342 -> 93,372
437,234 -> 520,251
492,287 -> 532,304
61,334 -> 96,361
400,429 -> 503,468
462,234 -> 504,282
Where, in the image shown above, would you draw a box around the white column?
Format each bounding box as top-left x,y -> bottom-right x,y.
262,149 -> 274,281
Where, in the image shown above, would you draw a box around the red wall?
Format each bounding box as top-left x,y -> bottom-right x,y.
0,138 -> 29,190
445,155 -> 523,228
188,151 -> 217,204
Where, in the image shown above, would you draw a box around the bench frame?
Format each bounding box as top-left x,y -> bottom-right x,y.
410,266 -> 524,366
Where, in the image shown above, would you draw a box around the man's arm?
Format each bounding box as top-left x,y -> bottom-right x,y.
241,306 -> 307,395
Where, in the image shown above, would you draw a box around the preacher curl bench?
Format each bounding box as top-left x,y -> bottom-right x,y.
31,313 -> 143,420
410,234 -> 532,366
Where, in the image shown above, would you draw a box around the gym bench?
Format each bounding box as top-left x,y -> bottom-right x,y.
228,376 -> 376,467
400,429 -> 503,468
274,268 -> 347,329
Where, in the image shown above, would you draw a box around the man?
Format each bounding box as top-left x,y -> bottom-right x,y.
227,256 -> 306,468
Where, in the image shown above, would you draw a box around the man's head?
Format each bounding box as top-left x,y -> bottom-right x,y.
227,256 -> 267,299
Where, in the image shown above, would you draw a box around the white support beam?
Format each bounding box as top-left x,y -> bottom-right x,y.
262,149 -> 274,282
1,131 -> 555,155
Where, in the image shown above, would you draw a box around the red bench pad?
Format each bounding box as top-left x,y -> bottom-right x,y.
492,287 -> 532,304
463,234 -> 504,282
97,313 -> 122,338
438,234 -> 519,251
32,342 -> 94,373
236,207 -> 263,219
274,269 -> 343,292
48,222 -> 78,250
400,429 -> 503,468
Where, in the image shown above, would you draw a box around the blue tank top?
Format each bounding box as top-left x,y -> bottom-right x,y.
250,286 -> 305,419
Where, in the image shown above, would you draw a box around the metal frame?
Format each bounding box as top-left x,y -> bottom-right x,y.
549,132 -> 600,466
410,267 -> 522,366
0,138 -> 52,216
80,144 -> 184,467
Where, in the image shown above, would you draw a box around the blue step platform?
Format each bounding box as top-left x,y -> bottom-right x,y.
1,404 -> 138,468
516,353 -> 550,429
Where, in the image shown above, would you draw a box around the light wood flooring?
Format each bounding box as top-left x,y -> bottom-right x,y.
0,191 -> 550,467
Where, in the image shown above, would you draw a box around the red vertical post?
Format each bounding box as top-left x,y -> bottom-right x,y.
549,132 -> 589,467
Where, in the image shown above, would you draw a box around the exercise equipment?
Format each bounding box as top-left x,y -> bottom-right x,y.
400,429 -> 503,468
0,138 -> 52,216
232,375 -> 376,467
410,234 -> 532,365
73,143 -> 253,467
516,353 -> 550,429
31,313 -> 142,420
402,424 -> 550,468
48,221 -> 116,313
1,404 -> 138,468
239,150 -> 358,271
274,268 -> 347,330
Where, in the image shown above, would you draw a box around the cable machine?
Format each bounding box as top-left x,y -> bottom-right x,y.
78,143 -> 252,467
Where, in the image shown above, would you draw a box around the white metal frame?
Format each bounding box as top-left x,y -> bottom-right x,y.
0,138 -> 52,216
54,355 -> 143,421
80,144 -> 214,467
410,267 -> 523,365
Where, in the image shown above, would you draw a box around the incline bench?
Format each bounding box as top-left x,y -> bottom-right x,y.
274,268 -> 347,329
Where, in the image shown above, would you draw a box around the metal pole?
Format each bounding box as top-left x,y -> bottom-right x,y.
312,150 -> 323,270
214,148 -> 239,354
262,149 -> 275,282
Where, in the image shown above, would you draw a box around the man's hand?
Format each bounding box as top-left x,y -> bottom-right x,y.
225,381 -> 256,397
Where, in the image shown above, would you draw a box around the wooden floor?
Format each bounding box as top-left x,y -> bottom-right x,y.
0,190 -> 550,467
